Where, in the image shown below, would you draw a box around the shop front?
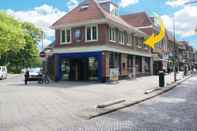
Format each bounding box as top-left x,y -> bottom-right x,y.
48,51 -> 104,82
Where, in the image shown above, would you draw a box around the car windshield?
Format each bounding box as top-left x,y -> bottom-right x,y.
30,68 -> 41,73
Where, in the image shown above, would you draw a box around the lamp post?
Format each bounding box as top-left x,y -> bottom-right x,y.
172,15 -> 177,82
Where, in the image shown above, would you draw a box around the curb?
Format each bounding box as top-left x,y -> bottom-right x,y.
86,74 -> 193,119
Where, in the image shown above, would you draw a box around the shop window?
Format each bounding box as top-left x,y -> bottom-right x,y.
88,57 -> 98,80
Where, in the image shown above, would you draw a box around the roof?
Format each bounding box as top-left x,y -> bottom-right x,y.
121,12 -> 153,27
52,0 -> 105,27
139,28 -> 154,36
51,0 -> 146,36
120,12 -> 159,36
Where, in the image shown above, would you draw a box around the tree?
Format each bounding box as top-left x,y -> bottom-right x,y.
0,12 -> 25,55
0,12 -> 43,73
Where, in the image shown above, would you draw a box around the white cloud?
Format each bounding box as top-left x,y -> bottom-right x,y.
165,0 -> 197,7
67,0 -> 79,10
161,5 -> 197,37
6,4 -> 66,48
166,0 -> 189,7
119,0 -> 139,7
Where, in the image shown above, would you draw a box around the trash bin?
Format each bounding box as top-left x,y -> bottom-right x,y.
159,71 -> 165,87
184,66 -> 187,76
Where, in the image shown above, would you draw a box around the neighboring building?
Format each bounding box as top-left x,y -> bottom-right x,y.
177,41 -> 187,71
194,49 -> 197,69
121,12 -> 169,75
166,32 -> 176,73
177,41 -> 194,71
46,0 -> 153,82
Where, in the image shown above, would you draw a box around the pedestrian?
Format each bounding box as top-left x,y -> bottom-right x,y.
24,69 -> 30,85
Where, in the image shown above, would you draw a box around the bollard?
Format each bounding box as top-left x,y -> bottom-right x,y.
159,71 -> 165,87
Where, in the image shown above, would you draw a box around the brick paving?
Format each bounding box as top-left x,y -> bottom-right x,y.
0,72 -> 187,131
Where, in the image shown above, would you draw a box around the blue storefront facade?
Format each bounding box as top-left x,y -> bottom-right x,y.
52,51 -> 104,82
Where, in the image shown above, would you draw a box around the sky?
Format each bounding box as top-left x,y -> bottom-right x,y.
0,0 -> 197,49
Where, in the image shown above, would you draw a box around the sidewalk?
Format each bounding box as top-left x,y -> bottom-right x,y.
0,71 -> 191,130
44,71 -> 186,118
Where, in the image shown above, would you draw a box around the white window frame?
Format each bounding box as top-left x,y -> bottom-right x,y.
124,32 -> 129,46
60,28 -> 72,45
137,37 -> 142,48
74,29 -> 81,42
85,24 -> 98,42
119,31 -> 124,45
109,27 -> 116,42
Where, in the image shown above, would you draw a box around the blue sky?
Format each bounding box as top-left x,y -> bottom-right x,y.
0,0 -> 197,48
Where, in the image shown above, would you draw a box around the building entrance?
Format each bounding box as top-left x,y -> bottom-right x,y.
61,57 -> 98,81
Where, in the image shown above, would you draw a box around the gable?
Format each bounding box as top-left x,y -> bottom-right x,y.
121,12 -> 153,27
52,0 -> 105,28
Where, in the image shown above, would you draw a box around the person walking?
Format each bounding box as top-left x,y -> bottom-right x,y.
24,70 -> 30,85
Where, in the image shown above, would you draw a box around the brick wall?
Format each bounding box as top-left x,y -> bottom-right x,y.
55,24 -> 108,47
55,30 -> 61,47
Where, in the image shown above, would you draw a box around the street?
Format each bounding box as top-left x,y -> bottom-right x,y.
61,74 -> 197,131
0,74 -> 196,131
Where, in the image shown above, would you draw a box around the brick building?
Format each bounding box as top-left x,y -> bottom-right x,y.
46,0 -> 153,82
121,12 -> 169,75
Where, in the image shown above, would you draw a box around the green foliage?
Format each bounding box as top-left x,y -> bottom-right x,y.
0,12 -> 25,54
0,12 -> 43,73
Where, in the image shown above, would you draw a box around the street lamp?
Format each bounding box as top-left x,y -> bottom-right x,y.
172,15 -> 177,82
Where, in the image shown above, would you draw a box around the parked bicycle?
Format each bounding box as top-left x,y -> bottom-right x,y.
38,73 -> 50,84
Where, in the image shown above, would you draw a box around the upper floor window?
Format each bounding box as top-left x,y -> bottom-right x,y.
134,36 -> 138,47
61,28 -> 71,44
86,25 -> 98,42
109,27 -> 116,42
111,8 -> 119,16
74,29 -> 81,42
124,32 -> 128,45
137,38 -> 143,48
119,31 -> 124,45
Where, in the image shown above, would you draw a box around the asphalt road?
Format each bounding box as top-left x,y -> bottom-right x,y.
60,74 -> 197,131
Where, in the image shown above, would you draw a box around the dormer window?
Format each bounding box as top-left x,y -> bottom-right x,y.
80,5 -> 88,11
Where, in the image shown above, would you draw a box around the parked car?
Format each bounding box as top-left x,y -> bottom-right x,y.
0,66 -> 7,80
28,68 -> 42,81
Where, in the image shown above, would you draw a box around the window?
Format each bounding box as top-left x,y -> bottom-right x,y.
61,30 -> 65,43
134,36 -> 138,47
119,31 -> 124,45
75,29 -> 81,41
109,27 -> 116,42
130,34 -> 134,47
124,32 -> 128,45
138,38 -> 142,48
61,28 -> 71,44
86,25 -> 98,42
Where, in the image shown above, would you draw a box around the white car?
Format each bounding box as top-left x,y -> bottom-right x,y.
0,66 -> 7,80
29,68 -> 42,79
